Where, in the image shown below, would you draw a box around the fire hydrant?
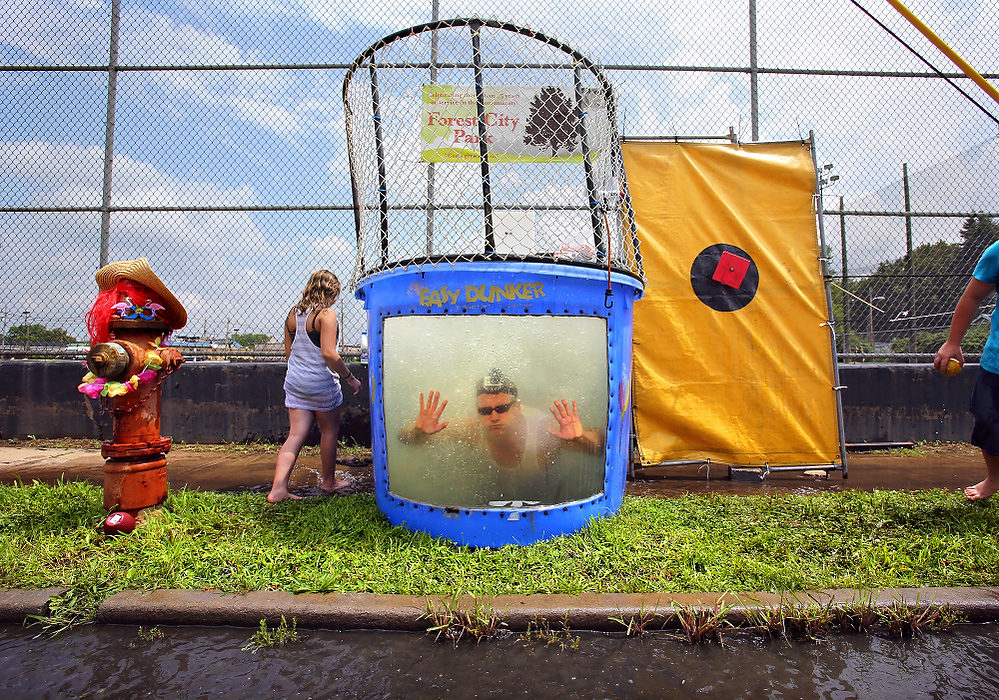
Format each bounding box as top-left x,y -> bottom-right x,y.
78,258 -> 187,514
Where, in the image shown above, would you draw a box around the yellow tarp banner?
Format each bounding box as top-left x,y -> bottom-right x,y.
622,140 -> 842,467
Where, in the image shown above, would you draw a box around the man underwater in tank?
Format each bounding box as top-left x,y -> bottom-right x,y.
398,369 -> 603,504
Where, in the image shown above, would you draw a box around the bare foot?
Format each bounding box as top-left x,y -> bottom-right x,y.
320,478 -> 352,494
965,478 -> 998,501
320,471 -> 356,494
267,489 -> 303,504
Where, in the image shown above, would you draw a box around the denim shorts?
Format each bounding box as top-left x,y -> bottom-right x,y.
970,368 -> 999,457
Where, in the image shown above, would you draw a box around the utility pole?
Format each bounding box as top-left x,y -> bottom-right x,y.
902,163 -> 916,358
839,197 -> 850,355
748,0 -> 759,141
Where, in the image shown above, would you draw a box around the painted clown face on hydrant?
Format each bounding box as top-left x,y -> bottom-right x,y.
79,258 -> 187,400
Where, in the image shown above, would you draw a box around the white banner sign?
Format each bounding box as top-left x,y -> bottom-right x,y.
420,85 -> 603,163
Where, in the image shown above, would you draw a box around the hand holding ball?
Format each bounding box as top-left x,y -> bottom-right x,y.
941,358 -> 963,377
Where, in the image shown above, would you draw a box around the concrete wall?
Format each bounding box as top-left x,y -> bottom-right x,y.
0,361 -> 370,446
836,363 -> 976,444
0,360 -> 978,445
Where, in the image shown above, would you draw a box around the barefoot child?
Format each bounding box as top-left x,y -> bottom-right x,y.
268,270 -> 362,503
935,241 -> 999,501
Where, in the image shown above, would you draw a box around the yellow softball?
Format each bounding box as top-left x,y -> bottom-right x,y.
942,358 -> 963,376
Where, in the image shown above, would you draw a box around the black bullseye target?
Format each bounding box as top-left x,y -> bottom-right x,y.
689,243 -> 759,312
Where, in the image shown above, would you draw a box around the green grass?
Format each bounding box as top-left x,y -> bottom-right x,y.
2,481 -> 998,626
862,446 -> 925,457
850,441 -> 978,458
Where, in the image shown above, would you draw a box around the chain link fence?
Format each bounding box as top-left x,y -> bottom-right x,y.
343,19 -> 641,282
3,0 -> 998,361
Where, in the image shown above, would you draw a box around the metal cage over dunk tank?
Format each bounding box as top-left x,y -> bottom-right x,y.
343,18 -> 645,547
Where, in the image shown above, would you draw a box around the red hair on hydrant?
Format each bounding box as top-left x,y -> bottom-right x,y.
86,258 -> 187,346
85,279 -> 174,345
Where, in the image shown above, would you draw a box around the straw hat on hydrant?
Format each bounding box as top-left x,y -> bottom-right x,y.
95,258 -> 187,327
86,258 -> 187,345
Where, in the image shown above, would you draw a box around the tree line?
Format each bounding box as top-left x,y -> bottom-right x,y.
2,324 -> 77,346
2,326 -> 273,348
834,215 -> 999,354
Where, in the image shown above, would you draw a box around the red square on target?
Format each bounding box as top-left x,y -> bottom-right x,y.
712,250 -> 751,289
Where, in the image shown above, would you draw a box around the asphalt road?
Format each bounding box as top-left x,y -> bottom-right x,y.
0,443 -> 987,498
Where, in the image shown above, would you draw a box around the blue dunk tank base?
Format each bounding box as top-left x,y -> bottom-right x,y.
356,261 -> 644,547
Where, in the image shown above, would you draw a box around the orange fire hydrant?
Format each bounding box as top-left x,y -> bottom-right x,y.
79,258 -> 187,514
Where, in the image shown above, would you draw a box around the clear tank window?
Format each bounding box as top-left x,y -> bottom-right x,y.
383,314 -> 609,508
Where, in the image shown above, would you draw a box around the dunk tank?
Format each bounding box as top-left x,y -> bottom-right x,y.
343,19 -> 644,546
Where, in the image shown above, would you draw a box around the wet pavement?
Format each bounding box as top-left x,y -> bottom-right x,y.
629,445 -> 987,497
0,445 -> 375,497
0,442 -> 986,498
5,621 -> 999,699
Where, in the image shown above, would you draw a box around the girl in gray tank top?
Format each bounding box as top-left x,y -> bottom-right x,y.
268,271 -> 362,503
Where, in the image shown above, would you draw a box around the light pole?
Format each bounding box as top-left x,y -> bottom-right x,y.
22,310 -> 29,351
819,163 -> 840,189
868,294 -> 885,348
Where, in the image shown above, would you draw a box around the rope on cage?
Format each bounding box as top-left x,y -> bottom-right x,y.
602,209 -> 614,309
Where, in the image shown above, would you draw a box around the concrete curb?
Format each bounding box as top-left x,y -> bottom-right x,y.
0,587 -> 68,623
4,587 -> 999,631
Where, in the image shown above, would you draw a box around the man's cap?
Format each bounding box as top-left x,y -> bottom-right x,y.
476,368 -> 518,396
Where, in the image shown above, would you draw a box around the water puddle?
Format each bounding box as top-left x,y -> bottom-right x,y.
3,623 -> 998,698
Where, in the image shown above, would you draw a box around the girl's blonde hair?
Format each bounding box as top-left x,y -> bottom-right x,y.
296,270 -> 341,312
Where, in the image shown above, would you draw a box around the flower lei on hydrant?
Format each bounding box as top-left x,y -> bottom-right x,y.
78,336 -> 167,399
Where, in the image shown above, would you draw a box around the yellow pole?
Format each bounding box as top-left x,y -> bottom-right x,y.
885,0 -> 999,107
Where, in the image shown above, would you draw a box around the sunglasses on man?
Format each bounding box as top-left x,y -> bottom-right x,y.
477,400 -> 517,416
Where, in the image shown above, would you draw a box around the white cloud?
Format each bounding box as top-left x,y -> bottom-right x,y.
2,142 -> 262,211
0,142 -> 320,339
1,0 -> 109,64
123,9 -> 244,66
0,141 -> 102,186
230,97 -> 304,138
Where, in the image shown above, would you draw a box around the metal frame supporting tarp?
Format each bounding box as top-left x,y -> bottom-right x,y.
622,139 -> 846,474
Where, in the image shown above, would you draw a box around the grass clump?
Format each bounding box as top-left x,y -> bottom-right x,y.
421,595 -> 507,646
521,613 -> 580,650
880,599 -> 964,638
609,603 -> 662,637
737,591 -> 966,643
671,598 -> 735,645
243,616 -> 301,652
135,626 -> 165,643
1,482 -> 997,631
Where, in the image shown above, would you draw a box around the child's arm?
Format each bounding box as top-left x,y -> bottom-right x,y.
935,278 -> 996,371
283,309 -> 295,360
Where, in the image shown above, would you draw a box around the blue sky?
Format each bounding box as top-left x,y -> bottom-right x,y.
2,0 -> 998,342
